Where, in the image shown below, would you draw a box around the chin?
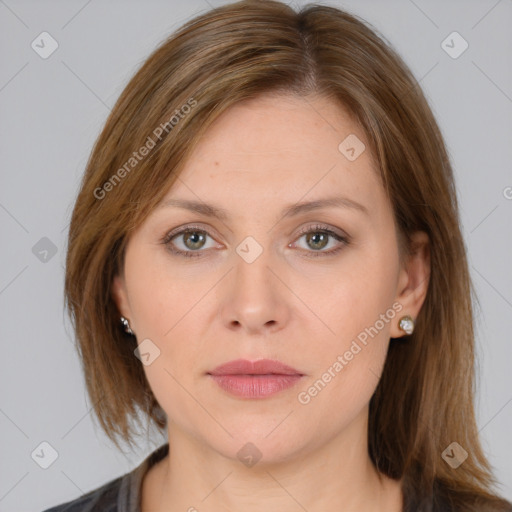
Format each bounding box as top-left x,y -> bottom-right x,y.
203,423 -> 308,467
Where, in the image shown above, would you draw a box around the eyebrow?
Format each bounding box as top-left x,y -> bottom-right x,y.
156,196 -> 369,221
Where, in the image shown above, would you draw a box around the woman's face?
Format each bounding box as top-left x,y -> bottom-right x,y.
113,93 -> 429,463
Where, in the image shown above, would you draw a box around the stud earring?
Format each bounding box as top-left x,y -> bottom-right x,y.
120,316 -> 134,335
398,315 -> 414,335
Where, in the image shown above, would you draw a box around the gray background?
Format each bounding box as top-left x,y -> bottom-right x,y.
1,0 -> 511,510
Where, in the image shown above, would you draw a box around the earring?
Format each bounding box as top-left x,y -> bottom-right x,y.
120,316 -> 134,335
398,315 -> 414,335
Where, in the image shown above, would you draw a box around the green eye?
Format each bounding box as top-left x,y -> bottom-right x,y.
162,223 -> 350,259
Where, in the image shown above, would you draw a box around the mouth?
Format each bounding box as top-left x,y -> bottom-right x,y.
207,359 -> 304,399
209,358 -> 302,376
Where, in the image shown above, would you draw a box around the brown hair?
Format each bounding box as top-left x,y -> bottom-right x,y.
64,1 -> 511,510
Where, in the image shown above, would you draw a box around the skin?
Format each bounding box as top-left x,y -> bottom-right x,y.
112,93 -> 430,512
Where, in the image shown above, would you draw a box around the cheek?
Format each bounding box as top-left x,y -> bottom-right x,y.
123,247 -> 206,400
309,250 -> 398,402
125,247 -> 188,338
299,299 -> 394,426
141,355 -> 204,432
321,256 -> 397,349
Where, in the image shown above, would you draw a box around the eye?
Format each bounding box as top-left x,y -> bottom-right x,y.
161,223 -> 350,259
290,224 -> 349,257
162,224 -> 218,258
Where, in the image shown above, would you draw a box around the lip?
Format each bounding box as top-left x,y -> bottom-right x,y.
209,358 -> 302,376
207,359 -> 304,399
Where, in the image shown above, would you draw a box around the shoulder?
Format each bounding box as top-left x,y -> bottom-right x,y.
40,474 -> 124,512
40,443 -> 169,512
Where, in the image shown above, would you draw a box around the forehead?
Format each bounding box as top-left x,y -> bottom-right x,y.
161,93 -> 383,214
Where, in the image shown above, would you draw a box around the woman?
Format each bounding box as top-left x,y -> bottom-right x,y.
44,0 -> 512,511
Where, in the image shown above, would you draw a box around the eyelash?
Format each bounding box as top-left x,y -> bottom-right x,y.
161,223 -> 350,259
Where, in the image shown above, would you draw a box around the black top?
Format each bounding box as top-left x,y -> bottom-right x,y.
41,443 -> 169,512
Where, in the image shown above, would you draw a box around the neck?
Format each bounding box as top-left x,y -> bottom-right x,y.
142,409 -> 403,512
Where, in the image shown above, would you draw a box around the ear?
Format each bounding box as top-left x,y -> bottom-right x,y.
390,230 -> 431,338
111,273 -> 133,322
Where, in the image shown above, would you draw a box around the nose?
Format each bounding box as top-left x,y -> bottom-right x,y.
219,246 -> 291,336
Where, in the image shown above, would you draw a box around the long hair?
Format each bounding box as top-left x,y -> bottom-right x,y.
64,1 -> 511,510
